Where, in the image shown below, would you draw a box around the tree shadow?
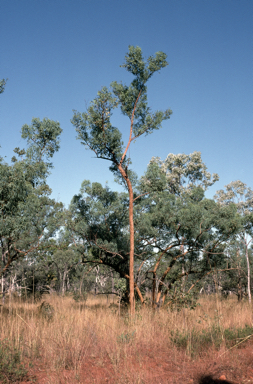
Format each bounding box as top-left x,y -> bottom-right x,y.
198,375 -> 234,384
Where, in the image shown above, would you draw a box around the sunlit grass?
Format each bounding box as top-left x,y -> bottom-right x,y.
0,293 -> 252,382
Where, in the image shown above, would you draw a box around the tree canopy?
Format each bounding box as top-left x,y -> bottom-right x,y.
0,118 -> 63,281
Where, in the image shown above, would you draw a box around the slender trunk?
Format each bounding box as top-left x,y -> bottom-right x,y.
79,268 -> 86,295
67,275 -> 70,291
162,288 -> 168,305
1,251 -> 5,304
238,277 -> 242,301
2,274 -> 5,304
237,248 -> 242,302
245,240 -> 251,304
181,243 -> 185,293
237,270 -> 242,301
117,162 -> 135,317
116,86 -> 142,317
127,179 -> 135,317
33,268 -> 35,303
156,264 -> 173,305
134,284 -> 145,305
150,253 -> 166,308
62,270 -> 67,295
111,270 -> 115,297
152,272 -> 156,309
9,274 -> 12,304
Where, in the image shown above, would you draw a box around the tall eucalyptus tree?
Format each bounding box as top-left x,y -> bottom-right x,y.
71,46 -> 172,316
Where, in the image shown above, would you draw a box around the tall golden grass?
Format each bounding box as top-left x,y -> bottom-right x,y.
0,294 -> 252,383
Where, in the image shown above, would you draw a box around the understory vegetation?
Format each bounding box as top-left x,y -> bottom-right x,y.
0,294 -> 253,383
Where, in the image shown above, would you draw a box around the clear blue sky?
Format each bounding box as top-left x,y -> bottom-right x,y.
1,0 -> 252,206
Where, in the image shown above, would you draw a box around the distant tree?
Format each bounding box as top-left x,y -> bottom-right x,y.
143,151 -> 219,196
50,249 -> 80,295
215,181 -> 253,303
220,239 -> 250,300
68,181 -> 130,290
136,153 -> 240,308
0,118 -> 63,302
71,46 -> 172,316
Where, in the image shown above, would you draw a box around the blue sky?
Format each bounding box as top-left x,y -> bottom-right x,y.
1,0 -> 252,206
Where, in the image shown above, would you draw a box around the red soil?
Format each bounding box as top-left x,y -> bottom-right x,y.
19,343 -> 253,384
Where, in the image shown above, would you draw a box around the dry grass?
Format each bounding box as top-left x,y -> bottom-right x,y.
0,294 -> 253,383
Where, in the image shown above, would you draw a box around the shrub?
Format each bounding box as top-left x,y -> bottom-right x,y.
0,339 -> 28,383
170,324 -> 253,357
37,301 -> 55,321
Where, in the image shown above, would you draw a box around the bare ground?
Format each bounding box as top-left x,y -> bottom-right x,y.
20,342 -> 253,384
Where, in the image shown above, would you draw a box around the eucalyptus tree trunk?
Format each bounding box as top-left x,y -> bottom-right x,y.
181,242 -> 185,292
79,269 -> 86,295
1,274 -> 5,304
237,248 -> 243,302
152,272 -> 156,309
127,181 -> 135,316
61,270 -> 68,295
111,270 -> 114,294
1,251 -> 6,304
118,164 -> 135,316
244,236 -> 251,304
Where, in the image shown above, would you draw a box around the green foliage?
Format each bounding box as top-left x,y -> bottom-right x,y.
215,181 -> 253,300
38,301 -> 55,321
114,279 -> 128,297
0,79 -> 7,94
72,291 -> 87,302
69,47 -> 243,306
134,154 -> 242,307
0,339 -> 28,383
117,330 -> 136,344
50,248 -> 80,294
166,281 -> 199,311
68,154 -> 241,306
21,117 -> 62,170
71,46 -> 172,313
140,151 -> 219,196
0,159 -> 63,275
215,180 -> 253,235
0,117 -> 63,277
136,183 -> 240,265
120,46 -> 168,80
69,181 -> 130,274
171,324 -> 253,357
223,324 -> 253,347
72,88 -> 121,164
72,46 -> 172,182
